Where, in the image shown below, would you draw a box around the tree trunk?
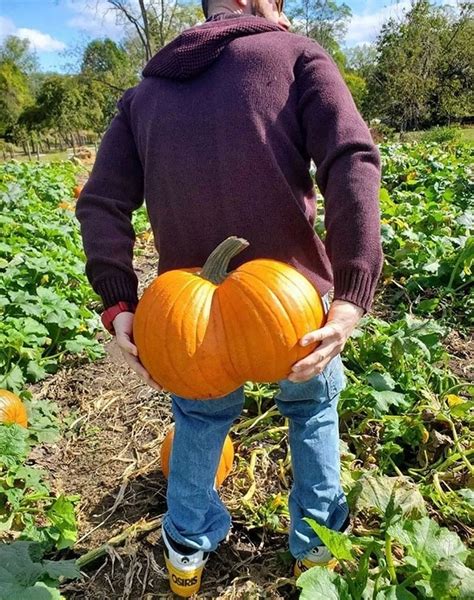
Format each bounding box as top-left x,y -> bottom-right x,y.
108,0 -> 153,61
139,0 -> 152,58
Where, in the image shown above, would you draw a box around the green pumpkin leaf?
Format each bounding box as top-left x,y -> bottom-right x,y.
369,391 -> 408,416
303,519 -> 353,561
43,559 -> 81,580
351,474 -> 425,521
297,567 -> 351,600
46,495 -> 78,550
457,489 -> 474,505
367,371 -> 397,391
375,585 -> 417,599
388,517 -> 468,572
0,424 -> 29,468
2,582 -> 64,600
0,541 -> 79,600
26,361 -> 47,381
0,365 -> 25,393
430,557 -> 474,599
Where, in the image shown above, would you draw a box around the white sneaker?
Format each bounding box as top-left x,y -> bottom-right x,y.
162,526 -> 209,597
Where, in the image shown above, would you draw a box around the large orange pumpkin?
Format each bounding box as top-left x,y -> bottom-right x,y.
0,390 -> 28,427
161,427 -> 234,488
133,237 -> 326,399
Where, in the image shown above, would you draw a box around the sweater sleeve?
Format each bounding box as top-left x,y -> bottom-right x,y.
296,44 -> 383,313
75,88 -> 144,309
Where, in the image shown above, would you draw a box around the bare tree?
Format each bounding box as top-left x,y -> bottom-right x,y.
106,0 -> 203,62
108,0 -> 153,60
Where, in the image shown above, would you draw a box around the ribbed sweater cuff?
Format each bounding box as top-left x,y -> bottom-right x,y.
333,268 -> 378,314
94,276 -> 139,309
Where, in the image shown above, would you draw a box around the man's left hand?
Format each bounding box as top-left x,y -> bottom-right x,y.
288,299 -> 364,383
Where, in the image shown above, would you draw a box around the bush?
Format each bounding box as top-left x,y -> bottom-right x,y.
369,119 -> 396,143
420,126 -> 462,143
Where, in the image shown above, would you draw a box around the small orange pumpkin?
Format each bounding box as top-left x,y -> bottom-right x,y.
161,427 -> 234,487
73,184 -> 83,199
0,390 -> 28,427
133,237 -> 326,399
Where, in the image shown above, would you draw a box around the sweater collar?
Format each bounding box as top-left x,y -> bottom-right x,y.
142,14 -> 286,81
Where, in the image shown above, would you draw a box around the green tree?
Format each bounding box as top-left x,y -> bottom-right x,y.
29,75 -> 84,148
81,38 -> 136,85
366,0 -> 473,130
0,35 -> 38,74
342,71 -> 367,111
149,2 -> 204,48
345,44 -> 377,80
0,61 -> 31,136
79,39 -> 138,136
287,0 -> 352,55
0,37 -> 38,137
433,2 -> 474,123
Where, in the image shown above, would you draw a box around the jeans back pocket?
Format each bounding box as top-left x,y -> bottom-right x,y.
322,353 -> 346,401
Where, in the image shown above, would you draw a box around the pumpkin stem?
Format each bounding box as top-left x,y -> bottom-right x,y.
200,237 -> 249,284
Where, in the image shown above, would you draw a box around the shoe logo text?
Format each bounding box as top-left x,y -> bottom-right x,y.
172,574 -> 198,587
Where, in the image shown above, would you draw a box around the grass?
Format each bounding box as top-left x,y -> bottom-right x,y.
12,151 -> 70,163
0,145 -> 97,164
399,125 -> 474,144
460,126 -> 474,143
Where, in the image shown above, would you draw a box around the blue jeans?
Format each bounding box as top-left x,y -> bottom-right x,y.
162,295 -> 348,560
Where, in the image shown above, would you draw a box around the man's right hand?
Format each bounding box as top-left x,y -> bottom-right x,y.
113,311 -> 162,391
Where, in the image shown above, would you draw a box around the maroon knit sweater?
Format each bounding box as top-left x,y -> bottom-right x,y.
76,13 -> 383,313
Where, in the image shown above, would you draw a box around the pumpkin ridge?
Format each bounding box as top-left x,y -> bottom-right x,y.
214,289 -> 242,385
185,281 -> 228,397
240,265 -> 317,353
244,261 -> 325,350
229,272 -> 290,377
237,269 -> 298,368
251,260 -> 322,319
236,268 -> 298,345
218,282 -> 257,379
188,283 -> 215,392
139,288 -> 162,388
162,276 -> 203,396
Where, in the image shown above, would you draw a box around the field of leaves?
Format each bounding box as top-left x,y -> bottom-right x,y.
0,140 -> 472,599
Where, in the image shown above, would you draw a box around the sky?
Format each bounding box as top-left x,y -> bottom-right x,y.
0,0 -> 429,72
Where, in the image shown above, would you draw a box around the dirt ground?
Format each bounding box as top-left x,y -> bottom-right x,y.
31,236 -> 473,599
